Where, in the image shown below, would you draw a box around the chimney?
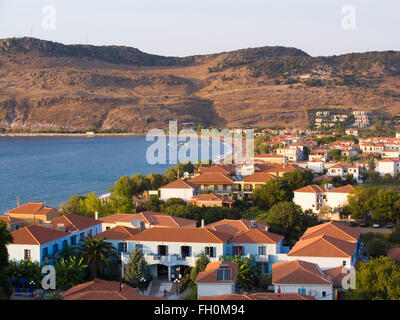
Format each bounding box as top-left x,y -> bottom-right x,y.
201,219 -> 204,228
95,211 -> 98,220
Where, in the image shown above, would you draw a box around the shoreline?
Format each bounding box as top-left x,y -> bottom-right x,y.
0,133 -> 145,137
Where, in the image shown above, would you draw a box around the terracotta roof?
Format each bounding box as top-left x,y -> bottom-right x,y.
265,164 -> 300,173
323,266 -> 350,288
100,214 -> 138,224
272,260 -> 332,285
188,173 -> 233,185
313,175 -> 334,182
387,247 -> 400,262
61,279 -> 165,300
10,225 -> 69,245
130,227 -> 232,243
197,164 -> 235,175
206,219 -> 269,235
159,179 -> 197,189
50,214 -> 101,232
243,172 -> 279,183
199,293 -> 315,300
94,226 -> 141,241
326,185 -> 355,194
288,235 -> 356,258
147,215 -> 196,228
230,228 -> 284,244
294,185 -> 326,193
196,261 -> 238,284
300,221 -> 361,242
254,154 -> 285,158
0,215 -> 24,224
5,202 -> 57,216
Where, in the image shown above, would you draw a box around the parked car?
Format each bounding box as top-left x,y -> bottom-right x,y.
386,222 -> 393,229
347,221 -> 357,227
360,221 -> 368,227
373,222 -> 381,228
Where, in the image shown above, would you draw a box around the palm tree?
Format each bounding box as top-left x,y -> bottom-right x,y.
77,236 -> 118,279
54,256 -> 88,290
222,255 -> 258,292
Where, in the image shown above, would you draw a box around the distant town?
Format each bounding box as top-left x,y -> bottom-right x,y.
1,110 -> 400,301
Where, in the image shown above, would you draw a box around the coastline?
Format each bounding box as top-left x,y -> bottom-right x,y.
0,133 -> 145,137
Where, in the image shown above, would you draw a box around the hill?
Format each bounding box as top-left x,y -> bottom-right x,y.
0,37 -> 399,133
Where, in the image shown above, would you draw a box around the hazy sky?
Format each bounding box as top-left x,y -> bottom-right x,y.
0,0 -> 398,57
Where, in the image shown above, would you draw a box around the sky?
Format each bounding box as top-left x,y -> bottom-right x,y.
0,0 -> 398,57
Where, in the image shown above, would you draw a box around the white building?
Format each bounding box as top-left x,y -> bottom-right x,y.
272,260 -> 334,300
293,185 -> 326,213
377,159 -> 400,177
159,179 -> 199,202
8,225 -> 71,265
325,185 -> 355,211
196,261 -> 238,298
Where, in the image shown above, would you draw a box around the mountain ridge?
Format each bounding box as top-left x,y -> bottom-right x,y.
0,37 -> 399,132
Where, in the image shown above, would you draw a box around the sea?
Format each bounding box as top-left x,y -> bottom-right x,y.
0,136 -> 231,213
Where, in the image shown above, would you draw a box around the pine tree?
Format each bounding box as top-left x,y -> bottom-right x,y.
123,248 -> 151,290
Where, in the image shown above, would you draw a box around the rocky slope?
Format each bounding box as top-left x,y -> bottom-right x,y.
0,37 -> 399,132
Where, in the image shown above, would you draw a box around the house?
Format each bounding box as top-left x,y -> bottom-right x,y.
196,261 -> 238,298
48,213 -> 102,243
287,235 -> 358,270
252,154 -> 288,164
345,129 -> 358,137
377,159 -> 400,177
4,202 -> 60,225
325,185 -> 355,211
187,173 -> 234,195
0,215 -> 24,231
307,161 -> 325,174
233,172 -> 279,198
264,164 -> 301,178
100,212 -> 196,231
159,179 -> 199,202
206,218 -> 270,234
188,193 -> 234,208
61,279 -> 165,300
276,146 -> 303,162
272,260 -> 333,300
104,226 -> 232,281
7,225 -> 70,264
382,149 -> 400,159
326,163 -> 362,183
293,185 -> 326,213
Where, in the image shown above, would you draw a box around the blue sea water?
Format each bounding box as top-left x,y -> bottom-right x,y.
0,136 -> 224,213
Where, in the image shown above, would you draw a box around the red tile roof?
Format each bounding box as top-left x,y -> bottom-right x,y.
326,185 -> 355,194
94,226 -> 142,241
288,235 -> 356,258
5,202 -> 58,217
206,219 -> 269,235
300,221 -> 361,242
323,266 -> 350,288
159,179 -> 197,189
10,225 -> 69,245
243,172 -> 279,183
197,164 -> 235,175
50,214 -> 101,232
294,185 -> 326,193
196,261 -> 238,284
272,260 -> 332,285
230,228 -> 284,244
61,279 -> 166,300
130,227 -> 232,243
188,173 -> 234,185
0,215 -> 24,224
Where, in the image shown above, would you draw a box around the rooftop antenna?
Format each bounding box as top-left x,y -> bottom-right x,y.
16,196 -> 20,207
30,28 -> 33,38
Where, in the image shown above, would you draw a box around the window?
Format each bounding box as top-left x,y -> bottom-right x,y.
214,184 -> 218,190
205,246 -> 216,258
79,232 -> 85,241
216,268 -> 232,281
158,245 -> 168,256
135,244 -> 143,253
106,226 -> 111,231
322,291 -> 327,298
258,246 -> 266,256
257,262 -> 268,274
234,246 -> 244,256
181,246 -> 191,258
343,260 -> 347,267
118,242 -> 127,253
43,247 -> 48,258
70,235 -> 77,246
62,240 -> 68,249
223,185 -> 227,191
53,243 -> 58,254
24,249 -> 31,260
298,288 -> 306,295
87,229 -> 92,236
